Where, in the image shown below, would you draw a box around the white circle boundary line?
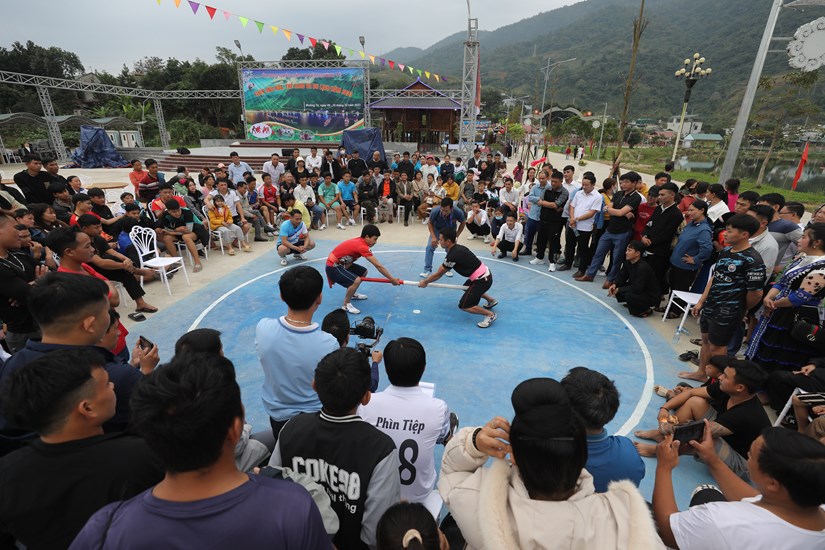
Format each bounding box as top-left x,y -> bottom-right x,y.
187,250 -> 654,435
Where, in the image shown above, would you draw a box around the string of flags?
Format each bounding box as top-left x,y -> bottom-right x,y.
152,0 -> 446,83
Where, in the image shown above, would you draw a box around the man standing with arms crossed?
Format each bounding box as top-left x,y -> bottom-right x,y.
419,197 -> 465,279
326,224 -> 401,315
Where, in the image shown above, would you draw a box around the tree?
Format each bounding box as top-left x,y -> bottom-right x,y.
626,129 -> 643,148
281,41 -> 346,62
613,0 -> 648,174
0,41 -> 85,114
214,46 -> 254,65
480,87 -> 505,121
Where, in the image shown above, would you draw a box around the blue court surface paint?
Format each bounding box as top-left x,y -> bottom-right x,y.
132,240 -> 714,506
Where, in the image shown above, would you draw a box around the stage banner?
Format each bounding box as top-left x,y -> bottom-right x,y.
242,67 -> 365,142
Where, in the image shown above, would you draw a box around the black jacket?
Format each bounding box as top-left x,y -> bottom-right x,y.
617,258 -> 660,301
396,159 -> 415,180
642,203 -> 684,257
348,158 -> 369,180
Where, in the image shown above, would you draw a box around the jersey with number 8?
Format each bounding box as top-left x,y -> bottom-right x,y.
359,386 -> 451,503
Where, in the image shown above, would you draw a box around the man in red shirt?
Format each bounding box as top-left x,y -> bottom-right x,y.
325,224 -> 400,314
633,186 -> 660,240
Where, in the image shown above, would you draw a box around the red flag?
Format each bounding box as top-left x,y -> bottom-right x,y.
792,141 -> 809,190
309,37 -> 317,48
205,5 -> 216,18
530,157 -> 547,167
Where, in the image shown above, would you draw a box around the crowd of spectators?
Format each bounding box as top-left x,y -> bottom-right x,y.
1,149 -> 824,548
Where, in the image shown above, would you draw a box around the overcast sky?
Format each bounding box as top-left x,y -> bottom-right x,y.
1,0 -> 574,74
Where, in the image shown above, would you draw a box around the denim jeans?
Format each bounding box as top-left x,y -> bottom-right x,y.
585,230 -> 631,280
523,218 -> 540,253
424,235 -> 438,272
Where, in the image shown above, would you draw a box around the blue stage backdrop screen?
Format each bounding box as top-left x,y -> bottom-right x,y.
242,67 -> 365,143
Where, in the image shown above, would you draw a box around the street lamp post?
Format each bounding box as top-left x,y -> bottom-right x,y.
539,57 -> 577,134
233,39 -> 244,60
671,53 -> 712,163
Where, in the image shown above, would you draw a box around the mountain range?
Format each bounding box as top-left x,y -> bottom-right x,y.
382,0 -> 823,128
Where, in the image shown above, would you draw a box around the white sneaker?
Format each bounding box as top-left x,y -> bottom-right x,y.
548,262 -> 557,272
320,224 -> 326,231
337,223 -> 346,230
419,271 -> 431,278
467,234 -> 475,240
352,293 -> 368,300
295,253 -> 307,260
279,257 -> 288,266
422,219 -> 428,225
483,235 -> 491,244
343,302 -> 361,314
445,270 -> 453,277
477,313 -> 497,328
529,258 -> 546,265
348,218 -> 356,225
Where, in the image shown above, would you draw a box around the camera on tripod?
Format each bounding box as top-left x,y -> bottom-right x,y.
350,316 -> 383,356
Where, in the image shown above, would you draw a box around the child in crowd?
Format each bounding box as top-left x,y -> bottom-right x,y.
207,195 -> 248,256
115,192 -> 135,216
376,502 -> 447,550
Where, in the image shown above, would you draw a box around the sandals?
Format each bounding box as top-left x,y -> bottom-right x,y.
689,338 -> 702,346
127,312 -> 146,322
653,385 -> 670,398
678,350 -> 699,362
135,306 -> 158,313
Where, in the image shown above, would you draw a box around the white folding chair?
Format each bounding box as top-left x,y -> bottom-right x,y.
774,388 -> 805,427
396,204 -> 405,224
129,225 -> 190,296
203,206 -> 226,255
662,290 -> 703,342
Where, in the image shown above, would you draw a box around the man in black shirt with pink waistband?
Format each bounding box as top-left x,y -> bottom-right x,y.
419,227 -> 498,328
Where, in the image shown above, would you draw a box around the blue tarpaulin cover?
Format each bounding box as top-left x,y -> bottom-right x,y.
341,128 -> 385,163
71,126 -> 128,168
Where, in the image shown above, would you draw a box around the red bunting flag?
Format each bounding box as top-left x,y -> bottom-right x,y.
188,0 -> 199,14
309,37 -> 317,48
792,141 -> 810,190
205,5 -> 216,18
389,60 -> 395,69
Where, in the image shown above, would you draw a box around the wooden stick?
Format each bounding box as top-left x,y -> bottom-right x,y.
360,277 -> 468,291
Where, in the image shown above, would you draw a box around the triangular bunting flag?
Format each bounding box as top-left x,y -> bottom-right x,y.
255,20 -> 264,33
223,10 -> 231,20
348,49 -> 354,57
425,71 -> 430,78
174,0 -> 182,6
205,5 -> 216,18
270,25 -> 279,35
442,76 -> 448,83
321,41 -> 330,50
334,45 -> 342,56
368,54 -> 375,64
398,63 -> 405,71
238,16 -> 248,27
156,0 -> 161,5
389,60 -> 395,69
188,1 -> 199,14
358,51 -> 365,59
434,74 -> 440,82
297,34 -> 304,44
309,37 -> 317,48
283,29 -> 292,41
408,66 -> 414,74
416,69 -> 422,76
380,58 -> 386,66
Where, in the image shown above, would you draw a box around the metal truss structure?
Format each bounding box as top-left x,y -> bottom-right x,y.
370,89 -> 462,99
457,18 -> 480,159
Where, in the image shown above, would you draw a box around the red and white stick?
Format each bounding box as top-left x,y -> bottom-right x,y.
360,277 -> 468,291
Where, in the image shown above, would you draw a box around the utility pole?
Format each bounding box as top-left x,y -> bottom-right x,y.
596,102 -> 608,160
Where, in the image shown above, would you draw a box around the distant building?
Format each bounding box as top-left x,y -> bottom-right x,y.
682,133 -> 723,149
666,115 -> 703,137
76,73 -> 102,104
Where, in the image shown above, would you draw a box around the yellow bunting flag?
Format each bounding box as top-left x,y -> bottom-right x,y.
425,71 -> 430,79
358,51 -> 365,59
434,74 -> 440,82
238,16 -> 248,27
174,0 -> 182,6
334,45 -> 342,56
368,54 -> 375,64
283,29 -> 292,41
270,25 -> 279,36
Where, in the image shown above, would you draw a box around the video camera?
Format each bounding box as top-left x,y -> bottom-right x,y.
350,316 -> 383,356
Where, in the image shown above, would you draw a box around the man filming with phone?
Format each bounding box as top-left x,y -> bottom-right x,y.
632,359 -> 770,481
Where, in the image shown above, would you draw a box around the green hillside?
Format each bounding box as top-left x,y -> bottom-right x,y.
388,0 -> 823,127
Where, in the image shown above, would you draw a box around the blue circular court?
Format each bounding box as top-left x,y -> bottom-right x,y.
133,240 -> 714,504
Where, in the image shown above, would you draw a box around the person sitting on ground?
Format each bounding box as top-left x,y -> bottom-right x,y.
235,181 -> 268,242
277,209 -> 315,266
634,359 -> 770,481
561,367 -> 645,493
208,195 -> 250,256
0,273 -> 159,436
377,502 -> 449,550
0,350 -> 164,549
158,200 -> 206,272
270,347 -> 401,550
491,212 -> 524,262
359,337 -> 454,505
439,377 -> 664,549
256,266 -> 339,438
71,353 -> 329,549
653,424 -> 825,549
325,224 -> 400,315
608,240 -> 661,317
465,200 -> 491,243
49,181 -> 74,223
77,214 -> 160,310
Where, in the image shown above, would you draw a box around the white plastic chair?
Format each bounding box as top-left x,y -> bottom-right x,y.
203,205 -> 226,255
662,290 -> 703,341
129,225 -> 190,295
396,204 -> 405,223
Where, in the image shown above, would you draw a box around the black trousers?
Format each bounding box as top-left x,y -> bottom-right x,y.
95,265 -> 145,300
670,265 -> 698,293
498,240 -> 522,255
269,417 -> 289,441
645,253 -> 671,297
535,220 -> 563,261
563,224 -> 578,267
575,229 -> 593,273
467,222 -> 491,236
616,289 -> 657,316
767,368 -> 825,412
399,198 -> 414,222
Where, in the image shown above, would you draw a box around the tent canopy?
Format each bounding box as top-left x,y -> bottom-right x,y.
70,126 -> 128,168
342,128 -> 385,163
